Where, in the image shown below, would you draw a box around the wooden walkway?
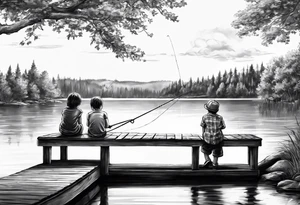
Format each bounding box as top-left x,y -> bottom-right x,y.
0,160 -> 100,205
38,132 -> 262,175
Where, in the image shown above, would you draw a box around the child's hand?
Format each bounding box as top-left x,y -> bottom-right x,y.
108,125 -> 112,129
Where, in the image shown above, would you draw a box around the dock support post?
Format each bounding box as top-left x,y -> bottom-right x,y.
248,147 -> 258,170
192,146 -> 200,170
101,146 -> 110,175
60,146 -> 68,161
43,146 -> 52,164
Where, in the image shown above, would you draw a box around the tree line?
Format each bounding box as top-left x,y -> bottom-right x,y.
0,61 -> 60,102
161,64 -> 266,98
3,59 -> 299,101
56,78 -> 160,98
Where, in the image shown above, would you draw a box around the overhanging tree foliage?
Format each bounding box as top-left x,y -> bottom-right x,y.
0,0 -> 186,60
232,0 -> 300,45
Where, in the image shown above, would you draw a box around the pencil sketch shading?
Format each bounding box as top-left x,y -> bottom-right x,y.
1,0 -> 300,204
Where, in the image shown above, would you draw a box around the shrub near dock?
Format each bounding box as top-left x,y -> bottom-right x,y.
259,119 -> 300,191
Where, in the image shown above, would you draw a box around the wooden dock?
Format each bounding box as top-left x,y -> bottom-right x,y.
0,160 -> 100,205
0,132 -> 262,204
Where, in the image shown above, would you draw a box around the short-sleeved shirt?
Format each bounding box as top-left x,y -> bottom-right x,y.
59,107 -> 83,136
87,110 -> 108,137
200,112 -> 226,145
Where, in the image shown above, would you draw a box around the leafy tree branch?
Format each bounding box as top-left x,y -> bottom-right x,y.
0,0 -> 186,60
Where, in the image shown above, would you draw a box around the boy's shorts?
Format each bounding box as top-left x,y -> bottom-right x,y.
201,141 -> 223,157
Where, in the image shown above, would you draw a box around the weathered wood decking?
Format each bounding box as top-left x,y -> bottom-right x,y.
0,160 -> 100,205
0,132 -> 262,204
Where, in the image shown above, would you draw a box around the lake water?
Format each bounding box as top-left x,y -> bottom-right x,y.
0,98 -> 300,204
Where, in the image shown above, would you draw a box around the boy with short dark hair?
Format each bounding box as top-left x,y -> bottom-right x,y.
59,92 -> 83,136
201,100 -> 226,169
87,96 -> 110,137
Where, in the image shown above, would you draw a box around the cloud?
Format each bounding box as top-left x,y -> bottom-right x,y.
183,27 -> 272,61
28,45 -> 64,49
83,51 -> 111,54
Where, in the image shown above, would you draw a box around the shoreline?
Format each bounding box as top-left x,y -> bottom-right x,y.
0,99 -> 63,106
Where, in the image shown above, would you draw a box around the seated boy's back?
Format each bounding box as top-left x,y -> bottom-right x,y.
87,96 -> 109,137
87,110 -> 108,137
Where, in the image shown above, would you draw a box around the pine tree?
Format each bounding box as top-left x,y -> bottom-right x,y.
27,61 -> 40,99
216,82 -> 226,97
226,83 -> 236,98
0,72 -> 12,102
13,64 -> 27,101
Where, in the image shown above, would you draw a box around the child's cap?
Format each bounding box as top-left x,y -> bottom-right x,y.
204,100 -> 219,112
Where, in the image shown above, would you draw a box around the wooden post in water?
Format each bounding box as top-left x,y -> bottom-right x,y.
248,147 -> 258,170
43,146 -> 52,164
192,146 -> 200,170
60,146 -> 68,161
100,146 -> 110,175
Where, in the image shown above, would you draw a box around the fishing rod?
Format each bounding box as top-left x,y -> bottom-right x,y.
107,35 -> 186,132
107,91 -> 190,132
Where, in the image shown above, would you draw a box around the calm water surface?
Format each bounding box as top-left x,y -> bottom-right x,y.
0,99 -> 300,204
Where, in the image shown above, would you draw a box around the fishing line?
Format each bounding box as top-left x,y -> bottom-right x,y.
118,98 -> 180,132
107,92 -> 188,132
167,35 -> 182,81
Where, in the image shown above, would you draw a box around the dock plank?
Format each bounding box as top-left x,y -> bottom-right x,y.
141,133 -> 156,140
167,133 -> 175,140
175,133 -> 182,140
154,133 -> 167,140
104,132 -> 117,140
123,132 -> 139,140
115,132 -> 129,140
132,133 -> 146,140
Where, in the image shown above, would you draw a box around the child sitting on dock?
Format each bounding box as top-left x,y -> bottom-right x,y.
201,100 -> 226,169
59,92 -> 83,136
87,96 -> 110,137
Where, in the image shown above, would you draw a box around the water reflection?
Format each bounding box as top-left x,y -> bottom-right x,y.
258,101 -> 300,117
243,185 -> 259,205
88,183 -> 299,205
99,186 -> 108,205
191,186 -> 223,205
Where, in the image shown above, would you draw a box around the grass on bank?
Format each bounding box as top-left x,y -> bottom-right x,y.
279,118 -> 300,179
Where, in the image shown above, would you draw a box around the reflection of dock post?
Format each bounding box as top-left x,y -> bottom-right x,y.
192,146 -> 200,170
101,146 -> 110,175
100,186 -> 108,205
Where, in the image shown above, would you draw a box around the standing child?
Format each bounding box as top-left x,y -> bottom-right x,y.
59,92 -> 83,136
200,100 -> 226,169
87,96 -> 110,137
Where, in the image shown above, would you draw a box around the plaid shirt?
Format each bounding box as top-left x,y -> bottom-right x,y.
200,113 -> 226,145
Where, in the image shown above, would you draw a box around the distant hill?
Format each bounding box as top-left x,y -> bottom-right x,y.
57,78 -> 172,98
89,79 -> 172,92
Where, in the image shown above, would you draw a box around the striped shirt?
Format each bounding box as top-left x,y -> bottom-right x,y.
200,112 -> 226,145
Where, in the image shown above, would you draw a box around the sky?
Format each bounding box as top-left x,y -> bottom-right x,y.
0,0 -> 300,82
